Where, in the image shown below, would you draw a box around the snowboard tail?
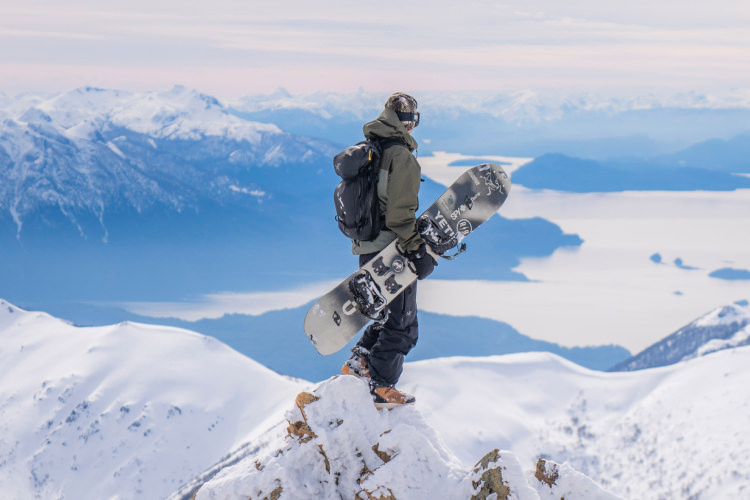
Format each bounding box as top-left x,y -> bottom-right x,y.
305,163 -> 511,355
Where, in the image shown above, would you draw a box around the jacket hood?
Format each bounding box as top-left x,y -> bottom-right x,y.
363,108 -> 418,152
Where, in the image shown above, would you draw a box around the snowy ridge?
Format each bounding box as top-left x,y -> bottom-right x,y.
192,376 -> 619,500
611,302 -> 750,371
6,86 -> 280,147
0,299 -> 308,500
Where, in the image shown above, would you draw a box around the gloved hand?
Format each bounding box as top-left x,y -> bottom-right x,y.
406,241 -> 437,280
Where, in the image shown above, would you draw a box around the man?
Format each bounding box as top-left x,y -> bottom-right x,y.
341,92 -> 436,408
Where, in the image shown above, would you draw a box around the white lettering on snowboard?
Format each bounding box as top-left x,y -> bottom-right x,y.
434,211 -> 455,237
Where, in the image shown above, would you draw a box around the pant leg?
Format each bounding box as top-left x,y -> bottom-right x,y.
355,252 -> 419,385
354,253 -> 383,351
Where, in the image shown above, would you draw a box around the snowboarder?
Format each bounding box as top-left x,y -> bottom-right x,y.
340,92 -> 436,408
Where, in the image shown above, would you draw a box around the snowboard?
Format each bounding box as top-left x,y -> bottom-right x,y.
305,163 -> 511,355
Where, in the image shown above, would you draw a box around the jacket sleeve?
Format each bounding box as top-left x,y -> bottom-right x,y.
384,147 -> 423,253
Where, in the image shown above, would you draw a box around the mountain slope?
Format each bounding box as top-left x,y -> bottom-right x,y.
190,376 -> 620,500
610,302 -> 750,371
398,348 -> 750,500
2,299 -> 747,499
0,299 -> 308,499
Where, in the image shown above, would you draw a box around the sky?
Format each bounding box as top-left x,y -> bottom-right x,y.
1,0 -> 749,97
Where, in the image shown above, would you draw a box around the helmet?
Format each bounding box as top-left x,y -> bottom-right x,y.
385,92 -> 419,130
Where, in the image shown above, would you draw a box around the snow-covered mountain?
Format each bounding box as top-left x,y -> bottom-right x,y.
189,376 -> 620,500
611,301 -> 750,371
2,298 -> 749,499
0,299 -> 308,499
395,348 -> 750,500
0,86 -> 336,239
184,337 -> 750,500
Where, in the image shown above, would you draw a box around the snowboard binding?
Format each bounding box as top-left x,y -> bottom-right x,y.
348,270 -> 389,322
418,215 -> 466,260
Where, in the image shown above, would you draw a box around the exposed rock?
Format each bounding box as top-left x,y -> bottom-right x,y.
193,377 -> 614,500
470,449 -> 512,500
529,458 -> 623,500
535,458 -> 559,487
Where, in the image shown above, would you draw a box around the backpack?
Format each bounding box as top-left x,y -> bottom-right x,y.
333,138 -> 401,241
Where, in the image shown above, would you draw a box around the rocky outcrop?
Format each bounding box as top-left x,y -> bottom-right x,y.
193,376 -> 619,499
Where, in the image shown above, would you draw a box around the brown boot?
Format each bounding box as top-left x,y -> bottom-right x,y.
370,383 -> 416,410
340,346 -> 370,379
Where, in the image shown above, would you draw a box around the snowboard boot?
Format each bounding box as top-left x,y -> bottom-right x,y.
341,345 -> 370,379
370,381 -> 416,410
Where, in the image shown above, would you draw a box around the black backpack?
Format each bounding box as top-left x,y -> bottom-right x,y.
333,138 -> 400,241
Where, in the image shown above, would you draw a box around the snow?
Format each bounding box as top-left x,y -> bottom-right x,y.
694,302 -> 750,327
12,86 -> 282,144
193,376 -> 619,500
0,299 -> 308,499
2,298 -> 749,499
398,348 -> 750,499
691,323 -> 750,358
228,185 -> 266,198
612,303 -> 750,370
106,140 -> 126,159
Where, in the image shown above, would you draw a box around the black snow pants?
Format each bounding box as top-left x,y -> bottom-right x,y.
355,251 -> 419,386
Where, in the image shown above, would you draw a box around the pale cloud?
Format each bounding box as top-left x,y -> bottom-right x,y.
1,0 -> 749,95
0,29 -> 107,40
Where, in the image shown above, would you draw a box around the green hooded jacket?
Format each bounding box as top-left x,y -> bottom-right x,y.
352,108 -> 423,255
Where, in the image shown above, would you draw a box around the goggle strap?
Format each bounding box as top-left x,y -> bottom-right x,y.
395,111 -> 419,125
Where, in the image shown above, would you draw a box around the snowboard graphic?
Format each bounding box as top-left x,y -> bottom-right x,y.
305,163 -> 511,355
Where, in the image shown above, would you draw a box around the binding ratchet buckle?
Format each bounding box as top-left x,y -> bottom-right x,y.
349,270 -> 389,322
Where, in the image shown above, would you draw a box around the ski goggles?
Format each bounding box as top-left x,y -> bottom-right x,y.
396,110 -> 420,127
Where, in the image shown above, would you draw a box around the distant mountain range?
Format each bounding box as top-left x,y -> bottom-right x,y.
227,88 -> 750,158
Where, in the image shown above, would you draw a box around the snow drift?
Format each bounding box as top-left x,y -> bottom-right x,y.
192,376 -> 619,500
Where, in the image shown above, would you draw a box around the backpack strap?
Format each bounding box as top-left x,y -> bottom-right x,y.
376,138 -> 407,172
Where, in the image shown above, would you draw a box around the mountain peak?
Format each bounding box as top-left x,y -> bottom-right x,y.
191,376 -> 619,499
611,302 -> 750,371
